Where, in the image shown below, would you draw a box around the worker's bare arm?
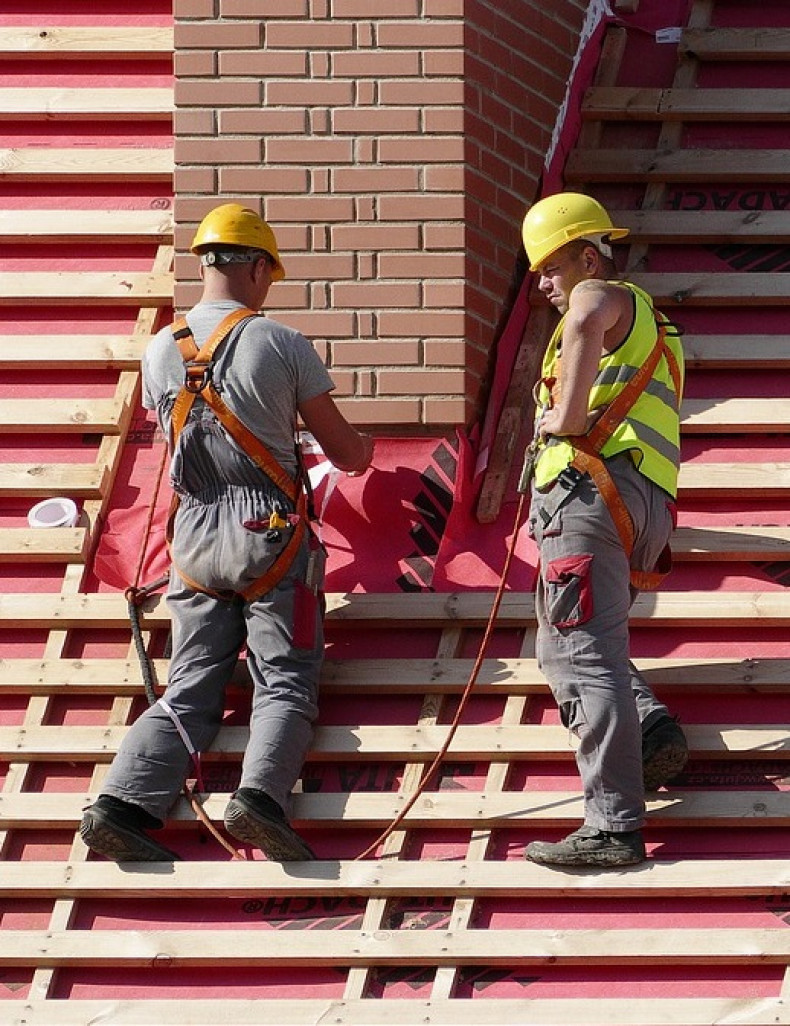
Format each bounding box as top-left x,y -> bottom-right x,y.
299,391 -> 374,473
539,281 -> 628,438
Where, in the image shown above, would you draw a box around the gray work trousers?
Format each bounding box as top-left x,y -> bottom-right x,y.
530,452 -> 675,833
103,535 -> 323,821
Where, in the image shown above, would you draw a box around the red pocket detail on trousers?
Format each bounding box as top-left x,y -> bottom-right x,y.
545,553 -> 594,628
293,580 -> 318,649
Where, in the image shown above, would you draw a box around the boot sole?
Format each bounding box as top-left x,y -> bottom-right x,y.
224,798 -> 315,861
643,739 -> 689,791
80,807 -> 180,862
525,846 -> 644,868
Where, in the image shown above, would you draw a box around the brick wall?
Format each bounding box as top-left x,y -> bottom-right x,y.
173,0 -> 588,432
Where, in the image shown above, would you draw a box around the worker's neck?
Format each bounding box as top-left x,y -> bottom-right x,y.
200,283 -> 254,306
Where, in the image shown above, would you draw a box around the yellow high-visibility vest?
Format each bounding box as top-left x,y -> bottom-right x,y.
534,281 -> 684,498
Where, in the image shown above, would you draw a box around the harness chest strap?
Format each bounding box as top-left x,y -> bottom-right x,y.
168,310 -> 308,602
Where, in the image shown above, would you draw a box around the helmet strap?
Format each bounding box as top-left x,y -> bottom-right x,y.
579,234 -> 613,259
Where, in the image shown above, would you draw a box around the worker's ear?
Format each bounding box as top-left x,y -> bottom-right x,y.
253,256 -> 269,282
581,244 -> 599,275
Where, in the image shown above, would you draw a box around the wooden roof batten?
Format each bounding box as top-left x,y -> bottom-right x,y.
8,996 -> 790,1026
0,25 -> 174,58
3,2 -> 790,1024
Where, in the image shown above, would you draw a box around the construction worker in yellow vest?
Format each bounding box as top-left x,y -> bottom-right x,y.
520,192 -> 688,868
81,204 -> 373,863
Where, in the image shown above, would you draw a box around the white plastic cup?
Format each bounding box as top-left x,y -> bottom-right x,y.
27,497 -> 79,529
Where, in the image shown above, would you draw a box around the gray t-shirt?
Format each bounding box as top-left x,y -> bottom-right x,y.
143,300 -> 334,480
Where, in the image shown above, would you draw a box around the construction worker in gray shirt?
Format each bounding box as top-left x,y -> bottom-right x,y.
82,203 -> 373,862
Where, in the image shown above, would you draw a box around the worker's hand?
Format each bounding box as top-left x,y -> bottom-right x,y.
537,405 -> 567,439
538,404 -> 601,440
346,432 -> 374,477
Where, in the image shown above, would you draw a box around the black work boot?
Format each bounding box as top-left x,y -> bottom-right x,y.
224,788 -> 315,861
642,715 -> 689,790
525,825 -> 646,868
80,795 -> 180,862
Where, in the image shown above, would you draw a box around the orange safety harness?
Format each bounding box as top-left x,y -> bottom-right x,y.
168,307 -> 310,602
122,307 -> 318,861
544,317 -> 682,591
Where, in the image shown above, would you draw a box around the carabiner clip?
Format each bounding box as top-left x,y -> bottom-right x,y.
184,360 -> 213,394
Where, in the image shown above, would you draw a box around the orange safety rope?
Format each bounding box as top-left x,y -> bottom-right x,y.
354,488 -> 528,861
131,410 -> 528,864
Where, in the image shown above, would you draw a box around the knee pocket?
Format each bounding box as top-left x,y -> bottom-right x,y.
559,697 -> 589,737
544,553 -> 593,628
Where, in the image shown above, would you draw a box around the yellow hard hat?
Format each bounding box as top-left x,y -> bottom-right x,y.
521,192 -> 629,272
190,203 -> 285,281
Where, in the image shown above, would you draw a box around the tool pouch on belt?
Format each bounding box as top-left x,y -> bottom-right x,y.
166,309 -> 310,603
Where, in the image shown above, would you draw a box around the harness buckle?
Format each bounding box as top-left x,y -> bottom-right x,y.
184,360 -> 214,394
557,465 -> 585,492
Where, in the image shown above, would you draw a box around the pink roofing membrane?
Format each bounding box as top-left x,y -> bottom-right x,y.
2,0 -> 790,1017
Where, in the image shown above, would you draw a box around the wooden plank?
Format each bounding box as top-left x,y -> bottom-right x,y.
6,588 -> 790,630
3,997 -> 789,1025
0,88 -> 173,120
3,789 -> 787,830
0,722 -> 784,762
0,335 -> 149,368
680,27 -> 790,61
1,857 -> 787,900
5,927 -> 790,968
0,464 -> 106,498
583,87 -> 790,121
2,653 -> 789,696
677,463 -> 790,494
0,398 -> 124,433
678,462 -> 790,495
532,275 -> 790,309
0,528 -> 87,563
682,335 -> 790,369
0,271 -> 173,306
0,147 -> 173,180
616,210 -> 790,245
0,658 -> 165,693
681,398 -> 790,432
0,209 -> 173,243
475,305 -> 552,524
301,654 -> 790,693
0,652 -> 788,696
566,148 -> 790,183
672,525 -> 790,561
0,25 -> 174,58
630,272 -> 790,306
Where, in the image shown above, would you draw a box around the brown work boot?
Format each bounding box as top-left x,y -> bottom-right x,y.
642,715 -> 689,790
525,825 -> 645,868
